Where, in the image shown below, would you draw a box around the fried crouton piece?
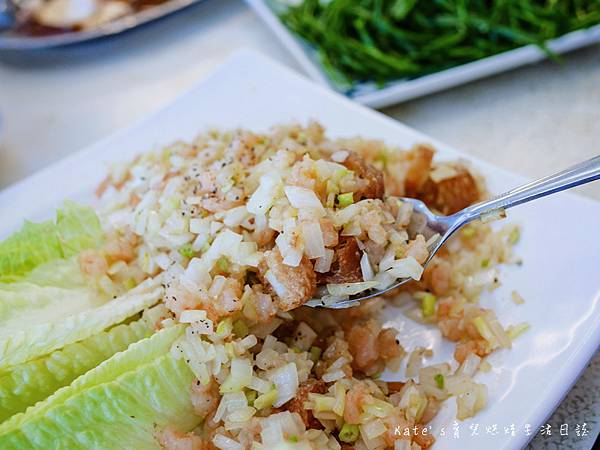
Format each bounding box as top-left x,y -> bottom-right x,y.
258,248 -> 316,310
317,237 -> 363,285
419,166 -> 481,215
341,151 -> 385,200
404,144 -> 434,197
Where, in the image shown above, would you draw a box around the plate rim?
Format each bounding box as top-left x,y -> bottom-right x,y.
0,49 -> 599,450
246,0 -> 600,108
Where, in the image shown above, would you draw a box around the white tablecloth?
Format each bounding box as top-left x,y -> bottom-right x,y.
0,0 -> 598,447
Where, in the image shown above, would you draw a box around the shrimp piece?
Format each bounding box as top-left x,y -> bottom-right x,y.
346,320 -> 379,373
377,328 -> 404,361
258,248 -> 316,311
360,209 -> 388,246
252,226 -> 276,249
423,257 -> 452,296
344,383 -> 372,424
454,339 -> 491,363
198,172 -> 218,194
420,397 -> 441,424
104,230 -> 138,264
406,235 -> 429,264
156,427 -> 210,450
253,290 -> 277,322
190,379 -> 220,419
413,426 -> 435,449
319,218 -> 338,248
200,187 -> 245,213
224,132 -> 260,168
287,159 -> 317,190
78,250 -> 108,278
128,193 -> 141,208
95,176 -> 112,198
164,281 -> 204,318
383,409 -> 411,447
208,277 -> 243,320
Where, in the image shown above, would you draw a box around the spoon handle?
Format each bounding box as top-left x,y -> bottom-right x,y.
459,154 -> 600,223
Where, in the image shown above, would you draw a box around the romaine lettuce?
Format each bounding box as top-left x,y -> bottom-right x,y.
0,313 -> 153,422
0,202 -> 103,283
0,283 -> 106,334
0,281 -> 162,370
0,326 -> 193,449
2,354 -> 197,449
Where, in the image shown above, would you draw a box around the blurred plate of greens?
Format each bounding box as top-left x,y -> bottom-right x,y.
247,0 -> 600,108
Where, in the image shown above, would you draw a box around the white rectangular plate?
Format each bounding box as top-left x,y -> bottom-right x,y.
1,50 -> 599,449
247,0 -> 600,109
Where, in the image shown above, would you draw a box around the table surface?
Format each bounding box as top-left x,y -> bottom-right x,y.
0,0 -> 598,448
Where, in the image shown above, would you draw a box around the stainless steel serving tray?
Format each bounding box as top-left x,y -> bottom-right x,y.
0,0 -> 205,50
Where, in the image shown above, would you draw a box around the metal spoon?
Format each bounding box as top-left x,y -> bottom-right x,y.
306,154 -> 600,309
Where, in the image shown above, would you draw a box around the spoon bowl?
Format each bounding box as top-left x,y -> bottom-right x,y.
306,154 -> 600,309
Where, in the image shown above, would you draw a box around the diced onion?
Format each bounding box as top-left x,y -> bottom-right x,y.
322,369 -> 346,383
223,206 -> 250,227
293,322 -> 317,351
268,362 -> 299,407
284,186 -> 325,214
212,434 -> 244,450
360,252 -> 374,281
386,256 -> 424,281
300,221 -> 326,259
511,290 -> 525,305
456,382 -> 487,420
326,281 -> 379,297
220,358 -> 253,393
331,150 -> 349,162
248,375 -> 272,394
480,208 -> 506,223
507,322 -> 530,340
247,175 -> 280,215
360,418 -> 387,440
458,353 -> 481,377
314,248 -> 334,273
179,309 -> 207,323
430,165 -> 458,182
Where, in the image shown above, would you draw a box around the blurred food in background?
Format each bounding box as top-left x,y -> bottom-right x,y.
277,0 -> 600,88
10,0 -> 172,36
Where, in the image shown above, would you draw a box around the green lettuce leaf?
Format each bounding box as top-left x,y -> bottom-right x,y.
0,281 -> 162,370
20,257 -> 88,289
55,201 -> 103,257
0,352 -> 197,449
0,221 -> 62,283
0,325 -> 188,442
0,310 -> 156,422
0,283 -> 106,334
0,201 -> 103,283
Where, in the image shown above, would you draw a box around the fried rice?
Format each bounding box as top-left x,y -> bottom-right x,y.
92,122 -> 525,450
